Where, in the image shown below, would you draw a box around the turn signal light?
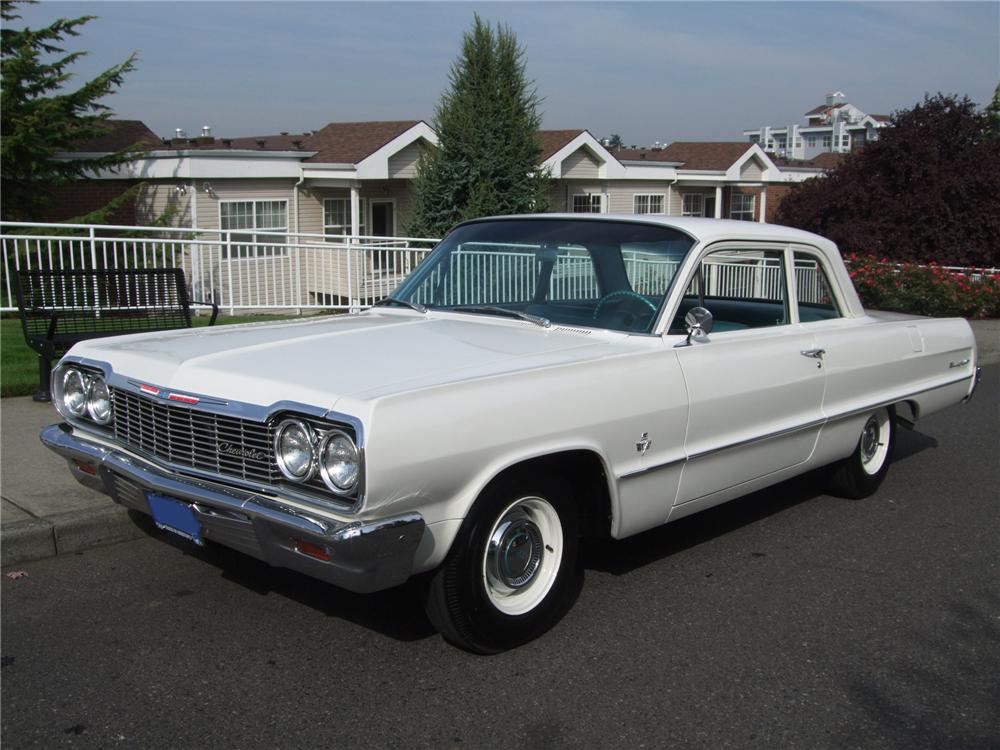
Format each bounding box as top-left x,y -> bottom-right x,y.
294,538 -> 332,562
74,460 -> 97,475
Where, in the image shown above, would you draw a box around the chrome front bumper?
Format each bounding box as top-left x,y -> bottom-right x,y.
40,423 -> 424,594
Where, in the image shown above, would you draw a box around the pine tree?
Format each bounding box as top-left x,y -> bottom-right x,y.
406,16 -> 550,237
1,0 -> 141,220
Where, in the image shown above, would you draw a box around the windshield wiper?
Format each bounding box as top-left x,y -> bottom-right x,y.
374,296 -> 427,314
450,305 -> 551,328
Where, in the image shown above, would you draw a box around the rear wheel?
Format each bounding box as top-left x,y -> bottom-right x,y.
425,473 -> 580,653
829,405 -> 896,499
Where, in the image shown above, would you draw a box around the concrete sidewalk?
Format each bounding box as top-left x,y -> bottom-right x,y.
2,319 -> 998,567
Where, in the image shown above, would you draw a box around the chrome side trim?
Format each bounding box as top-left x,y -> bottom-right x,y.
617,372 -> 975,481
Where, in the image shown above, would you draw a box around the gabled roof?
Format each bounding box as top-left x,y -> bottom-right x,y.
71,120 -> 161,151
536,130 -> 586,161
869,114 -> 891,123
303,121 -> 423,163
655,142 -> 756,170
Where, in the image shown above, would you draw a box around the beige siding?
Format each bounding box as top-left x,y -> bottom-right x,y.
740,158 -> 764,180
561,148 -> 601,179
136,182 -> 192,226
606,182 -> 672,214
387,142 -> 425,178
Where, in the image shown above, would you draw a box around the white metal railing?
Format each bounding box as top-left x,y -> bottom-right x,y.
1,221 -> 439,313
5,222 -> 995,314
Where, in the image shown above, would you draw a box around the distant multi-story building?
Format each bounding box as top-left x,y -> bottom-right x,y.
743,91 -> 890,161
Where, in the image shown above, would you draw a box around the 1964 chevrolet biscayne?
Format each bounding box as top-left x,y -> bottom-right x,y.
42,215 -> 980,652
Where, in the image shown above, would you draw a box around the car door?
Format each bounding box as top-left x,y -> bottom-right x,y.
671,243 -> 827,509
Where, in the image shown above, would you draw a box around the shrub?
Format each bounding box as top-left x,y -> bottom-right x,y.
845,253 -> 1000,318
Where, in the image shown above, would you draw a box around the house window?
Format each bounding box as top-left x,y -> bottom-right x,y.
633,194 -> 665,215
795,138 -> 803,148
855,132 -> 866,145
682,194 -> 704,217
324,198 -> 367,239
572,194 -> 603,213
807,136 -> 816,148
748,134 -> 760,144
822,135 -> 832,148
729,193 -> 755,222
775,136 -> 786,150
220,200 -> 287,258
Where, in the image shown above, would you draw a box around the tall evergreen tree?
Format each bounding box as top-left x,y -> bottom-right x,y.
406,16 -> 550,237
1,0 -> 141,220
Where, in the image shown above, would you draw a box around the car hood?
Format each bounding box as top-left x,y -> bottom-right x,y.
69,311 -> 631,410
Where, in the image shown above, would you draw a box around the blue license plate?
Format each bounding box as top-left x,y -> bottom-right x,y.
146,493 -> 203,546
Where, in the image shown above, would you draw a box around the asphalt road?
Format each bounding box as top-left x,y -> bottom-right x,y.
3,366 -> 998,750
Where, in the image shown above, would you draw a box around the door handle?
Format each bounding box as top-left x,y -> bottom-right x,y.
800,348 -> 826,359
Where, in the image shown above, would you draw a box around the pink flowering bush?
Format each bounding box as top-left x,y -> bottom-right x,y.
844,253 -> 1000,319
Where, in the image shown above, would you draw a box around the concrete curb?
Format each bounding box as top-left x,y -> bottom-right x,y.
1,505 -> 147,567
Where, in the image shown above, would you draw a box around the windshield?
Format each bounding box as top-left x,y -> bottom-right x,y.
390,219 -> 695,333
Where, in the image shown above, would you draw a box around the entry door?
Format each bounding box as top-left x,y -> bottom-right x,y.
672,245 -> 826,506
370,201 -> 395,237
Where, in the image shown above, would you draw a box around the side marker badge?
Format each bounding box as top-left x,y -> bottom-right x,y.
636,432 -> 652,455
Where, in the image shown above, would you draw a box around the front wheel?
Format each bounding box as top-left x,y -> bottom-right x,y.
424,474 -> 580,653
828,405 -> 896,499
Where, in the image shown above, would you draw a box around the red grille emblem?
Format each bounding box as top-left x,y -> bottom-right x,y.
139,384 -> 160,396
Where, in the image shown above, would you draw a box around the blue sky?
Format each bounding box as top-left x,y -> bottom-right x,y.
12,1 -> 1000,145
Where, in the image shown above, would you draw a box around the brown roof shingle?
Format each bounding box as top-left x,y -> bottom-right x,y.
536,129 -> 586,161
303,120 -> 422,163
651,142 -> 753,170
71,120 -> 161,152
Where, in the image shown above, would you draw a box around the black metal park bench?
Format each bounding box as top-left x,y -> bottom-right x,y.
13,268 -> 218,401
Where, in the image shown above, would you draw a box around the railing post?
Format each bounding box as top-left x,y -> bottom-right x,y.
226,231 -> 235,316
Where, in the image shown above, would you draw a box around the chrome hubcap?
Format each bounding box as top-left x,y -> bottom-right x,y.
481,495 -> 563,616
861,416 -> 880,463
486,518 -> 544,595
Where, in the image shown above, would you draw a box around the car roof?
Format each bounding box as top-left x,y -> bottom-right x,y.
459,213 -> 837,250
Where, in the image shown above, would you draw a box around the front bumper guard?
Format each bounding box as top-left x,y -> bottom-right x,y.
40,423 -> 424,594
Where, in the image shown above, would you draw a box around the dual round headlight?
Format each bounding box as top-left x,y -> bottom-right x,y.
56,367 -> 112,425
274,419 -> 359,494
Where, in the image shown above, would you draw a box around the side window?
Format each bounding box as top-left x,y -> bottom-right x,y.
794,252 -> 842,322
687,249 -> 788,332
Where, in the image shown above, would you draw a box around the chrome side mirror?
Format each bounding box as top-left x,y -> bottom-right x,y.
677,307 -> 713,347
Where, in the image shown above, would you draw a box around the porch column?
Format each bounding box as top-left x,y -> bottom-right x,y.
714,186 -> 723,218
759,187 -> 767,223
350,186 -> 361,241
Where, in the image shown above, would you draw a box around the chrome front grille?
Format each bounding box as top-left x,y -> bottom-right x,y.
111,388 -> 279,485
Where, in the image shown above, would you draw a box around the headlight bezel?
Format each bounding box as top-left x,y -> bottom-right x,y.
53,364 -> 113,427
273,418 -> 318,483
60,367 -> 89,418
318,429 -> 360,495
86,376 -> 113,424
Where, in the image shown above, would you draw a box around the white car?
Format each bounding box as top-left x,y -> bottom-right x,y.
42,215 -> 980,652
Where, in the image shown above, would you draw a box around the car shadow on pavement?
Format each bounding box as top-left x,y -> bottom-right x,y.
133,426 -> 942,644
582,427 -> 940,577
134,513 -> 437,642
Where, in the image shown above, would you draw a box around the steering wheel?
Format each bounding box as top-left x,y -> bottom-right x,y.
592,290 -> 658,329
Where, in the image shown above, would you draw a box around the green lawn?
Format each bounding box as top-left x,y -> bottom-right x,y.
1,313 -> 305,398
